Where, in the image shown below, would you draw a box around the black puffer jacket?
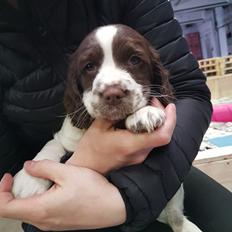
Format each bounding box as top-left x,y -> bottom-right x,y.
0,0 -> 212,231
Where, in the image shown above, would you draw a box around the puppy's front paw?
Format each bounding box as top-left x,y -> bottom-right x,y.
12,169 -> 52,198
126,106 -> 165,133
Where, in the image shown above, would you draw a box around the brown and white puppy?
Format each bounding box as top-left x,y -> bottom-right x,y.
13,25 -> 201,232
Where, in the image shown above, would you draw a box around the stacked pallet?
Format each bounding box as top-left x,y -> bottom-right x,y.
198,55 -> 232,99
198,55 -> 232,77
198,57 -> 222,77
221,55 -> 232,75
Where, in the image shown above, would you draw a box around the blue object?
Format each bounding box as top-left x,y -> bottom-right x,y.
208,135 -> 232,147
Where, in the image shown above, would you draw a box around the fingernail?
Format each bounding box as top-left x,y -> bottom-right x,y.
169,103 -> 176,109
151,98 -> 158,105
0,173 -> 7,182
0,173 -> 10,183
24,160 -> 36,168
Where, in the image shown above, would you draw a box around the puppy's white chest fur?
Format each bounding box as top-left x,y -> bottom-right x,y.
54,117 -> 86,152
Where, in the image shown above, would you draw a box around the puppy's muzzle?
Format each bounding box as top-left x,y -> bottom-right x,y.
101,84 -> 128,105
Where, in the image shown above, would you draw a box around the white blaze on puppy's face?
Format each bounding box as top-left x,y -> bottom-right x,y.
82,25 -> 147,120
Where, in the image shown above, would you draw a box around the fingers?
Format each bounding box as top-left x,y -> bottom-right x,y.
0,188 -> 47,224
151,97 -> 164,109
161,103 -> 177,135
0,174 -> 36,221
24,160 -> 67,184
0,174 -> 13,192
123,103 -> 176,150
0,161 -> 66,222
0,161 -> 67,220
0,195 -> 39,221
144,103 -> 176,147
91,118 -> 115,131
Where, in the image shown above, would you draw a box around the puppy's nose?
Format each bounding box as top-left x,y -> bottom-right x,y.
102,85 -> 126,105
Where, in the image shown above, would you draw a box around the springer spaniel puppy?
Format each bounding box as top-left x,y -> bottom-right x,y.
13,25 -> 201,232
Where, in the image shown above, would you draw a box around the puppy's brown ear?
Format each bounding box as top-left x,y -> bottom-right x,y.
64,52 -> 92,129
149,47 -> 173,106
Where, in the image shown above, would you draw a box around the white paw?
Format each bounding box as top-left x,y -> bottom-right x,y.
179,218 -> 202,232
12,168 -> 52,198
125,106 -> 166,133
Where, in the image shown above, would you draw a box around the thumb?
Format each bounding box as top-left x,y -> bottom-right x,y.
164,103 -> 176,125
24,160 -> 67,184
0,173 -> 13,193
131,103 -> 176,149
156,102 -> 176,136
151,97 -> 164,109
91,118 -> 115,131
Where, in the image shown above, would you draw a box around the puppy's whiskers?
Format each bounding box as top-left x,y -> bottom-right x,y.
77,111 -> 87,128
67,105 -> 86,117
73,108 -> 88,128
142,84 -> 171,93
57,104 -> 86,119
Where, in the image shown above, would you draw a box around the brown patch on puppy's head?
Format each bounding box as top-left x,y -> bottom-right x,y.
112,24 -> 173,106
64,30 -> 103,128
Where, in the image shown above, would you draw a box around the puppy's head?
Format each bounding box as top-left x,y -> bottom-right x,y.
64,24 -> 172,128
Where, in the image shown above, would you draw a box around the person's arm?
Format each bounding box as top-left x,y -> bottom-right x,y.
0,116 -> 23,177
0,161 -> 127,231
107,0 -> 212,231
0,2 -> 24,176
0,1 -> 32,176
0,106 -> 176,231
0,0 -> 65,177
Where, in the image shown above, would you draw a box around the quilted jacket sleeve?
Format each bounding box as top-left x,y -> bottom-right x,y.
0,1 -> 30,177
0,1 -> 63,176
108,0 -> 212,231
0,47 -> 29,176
0,112 -> 27,177
0,102 -> 22,177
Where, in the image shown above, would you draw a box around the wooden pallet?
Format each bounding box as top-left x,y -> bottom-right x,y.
221,55 -> 232,75
198,57 -> 222,77
206,74 -> 232,99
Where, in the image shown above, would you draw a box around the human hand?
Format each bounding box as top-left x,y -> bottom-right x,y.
0,160 -> 126,231
67,99 -> 176,174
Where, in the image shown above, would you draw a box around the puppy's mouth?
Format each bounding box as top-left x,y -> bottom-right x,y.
92,102 -> 135,121
83,84 -> 148,121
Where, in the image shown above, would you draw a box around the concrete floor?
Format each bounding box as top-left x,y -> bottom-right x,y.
0,218 -> 23,232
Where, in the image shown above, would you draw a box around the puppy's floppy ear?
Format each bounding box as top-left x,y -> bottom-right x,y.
148,47 -> 173,106
64,52 -> 81,115
64,52 -> 92,129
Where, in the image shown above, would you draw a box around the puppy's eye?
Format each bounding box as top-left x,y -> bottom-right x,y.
129,55 -> 142,65
84,62 -> 96,72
